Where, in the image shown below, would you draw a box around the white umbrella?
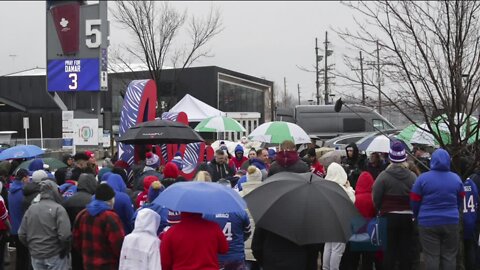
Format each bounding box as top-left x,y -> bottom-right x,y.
365,135 -> 391,153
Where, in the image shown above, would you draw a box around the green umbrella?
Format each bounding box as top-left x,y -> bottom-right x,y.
18,158 -> 67,171
194,116 -> 246,132
396,114 -> 478,146
248,121 -> 311,144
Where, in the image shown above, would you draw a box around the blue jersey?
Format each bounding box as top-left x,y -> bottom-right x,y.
204,211 -> 251,262
463,178 -> 479,239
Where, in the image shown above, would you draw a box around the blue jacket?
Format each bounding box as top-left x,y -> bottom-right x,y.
462,178 -> 479,239
8,180 -> 24,234
131,203 -> 169,234
107,174 -> 134,233
204,210 -> 251,262
410,149 -> 464,227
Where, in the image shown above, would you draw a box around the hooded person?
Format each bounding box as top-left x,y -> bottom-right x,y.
18,180 -> 71,269
322,162 -> 355,270
372,141 -> 417,269
229,145 -> 248,171
341,142 -> 366,189
73,184 -> 125,270
119,208 -> 162,269
131,181 -> 169,234
107,173 -> 135,234
9,168 -> 31,269
268,140 -> 309,176
62,173 -> 98,270
410,148 -> 464,270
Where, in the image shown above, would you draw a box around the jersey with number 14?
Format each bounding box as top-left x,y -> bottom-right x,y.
204,211 -> 251,262
463,178 -> 479,239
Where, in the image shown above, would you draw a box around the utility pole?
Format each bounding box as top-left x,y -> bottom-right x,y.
376,40 -> 382,114
297,84 -> 301,105
351,51 -> 372,106
283,77 -> 287,107
324,31 -> 330,105
315,38 -> 320,105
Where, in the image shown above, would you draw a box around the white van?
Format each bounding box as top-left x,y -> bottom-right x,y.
294,105 -> 395,139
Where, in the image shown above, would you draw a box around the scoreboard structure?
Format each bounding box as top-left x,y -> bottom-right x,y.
46,0 -> 109,92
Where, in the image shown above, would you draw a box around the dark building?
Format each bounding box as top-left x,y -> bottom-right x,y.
0,66 -> 273,141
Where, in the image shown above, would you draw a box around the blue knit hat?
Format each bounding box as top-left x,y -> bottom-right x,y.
389,141 -> 406,163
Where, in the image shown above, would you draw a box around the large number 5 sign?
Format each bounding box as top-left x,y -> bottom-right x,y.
86,19 -> 101,48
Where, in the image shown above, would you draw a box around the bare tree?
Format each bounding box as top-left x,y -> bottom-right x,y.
111,1 -> 222,112
335,1 -> 480,175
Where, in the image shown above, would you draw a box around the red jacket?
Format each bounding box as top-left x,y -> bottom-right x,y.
161,212 -> 228,270
135,175 -> 158,209
310,160 -> 325,177
229,156 -> 248,171
354,171 -> 376,219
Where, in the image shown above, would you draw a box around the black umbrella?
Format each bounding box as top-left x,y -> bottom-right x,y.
117,119 -> 204,145
244,172 -> 361,245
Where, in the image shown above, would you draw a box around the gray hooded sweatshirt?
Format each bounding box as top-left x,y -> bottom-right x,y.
18,180 -> 71,259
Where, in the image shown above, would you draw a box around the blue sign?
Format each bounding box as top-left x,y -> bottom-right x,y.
47,58 -> 100,91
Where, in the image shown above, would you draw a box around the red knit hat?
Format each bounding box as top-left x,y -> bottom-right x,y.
163,162 -> 179,179
85,151 -> 95,158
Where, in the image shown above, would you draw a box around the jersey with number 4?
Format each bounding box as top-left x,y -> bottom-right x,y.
463,178 -> 479,239
204,211 -> 251,262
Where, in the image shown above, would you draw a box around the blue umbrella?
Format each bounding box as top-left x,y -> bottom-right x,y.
0,145 -> 44,160
153,181 -> 247,215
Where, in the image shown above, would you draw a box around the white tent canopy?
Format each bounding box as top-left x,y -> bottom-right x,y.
169,94 -> 225,122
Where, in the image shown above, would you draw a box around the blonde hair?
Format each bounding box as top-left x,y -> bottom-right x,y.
194,170 -> 212,182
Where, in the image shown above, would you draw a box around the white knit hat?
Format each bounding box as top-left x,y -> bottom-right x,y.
247,166 -> 262,183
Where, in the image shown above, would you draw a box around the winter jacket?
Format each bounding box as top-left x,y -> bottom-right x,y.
73,203 -> 125,270
131,203 -> 170,234
161,212 -> 228,270
18,181 -> 71,259
325,163 -> 355,203
268,150 -> 309,176
8,179 -> 24,234
241,173 -> 263,262
373,162 -> 416,215
341,143 -> 366,188
206,159 -> 235,182
134,168 -> 164,191
241,158 -> 269,179
107,174 -> 135,234
252,227 -> 310,270
410,149 -> 464,227
119,208 -> 161,269
22,181 -> 40,212
354,171 -> 376,219
63,174 -> 97,226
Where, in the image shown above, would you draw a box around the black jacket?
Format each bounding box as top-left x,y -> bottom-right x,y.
252,227 -> 315,270
205,159 -> 235,182
62,174 -> 97,226
268,150 -> 309,176
22,182 -> 40,212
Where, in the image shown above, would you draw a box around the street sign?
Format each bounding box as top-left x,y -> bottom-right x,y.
46,1 -> 109,92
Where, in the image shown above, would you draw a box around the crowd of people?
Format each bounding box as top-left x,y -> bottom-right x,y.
0,138 -> 475,270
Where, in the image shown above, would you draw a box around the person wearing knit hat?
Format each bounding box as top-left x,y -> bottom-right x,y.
147,181 -> 164,203
163,162 -> 179,179
240,166 -> 262,196
171,152 -> 184,170
84,151 -> 98,176
28,159 -> 44,172
372,141 -> 417,269
31,170 -> 48,183
73,183 -> 125,269
135,175 -> 159,209
145,152 -> 160,169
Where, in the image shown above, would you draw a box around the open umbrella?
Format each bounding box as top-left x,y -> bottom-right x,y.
117,119 -> 204,145
244,172 -> 361,245
365,135 -> 390,153
0,145 -> 44,160
195,116 -> 246,132
248,121 -> 310,144
153,181 -> 247,215
319,149 -> 345,169
17,158 -> 67,171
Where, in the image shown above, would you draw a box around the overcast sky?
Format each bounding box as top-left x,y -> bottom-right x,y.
0,1 -> 375,102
